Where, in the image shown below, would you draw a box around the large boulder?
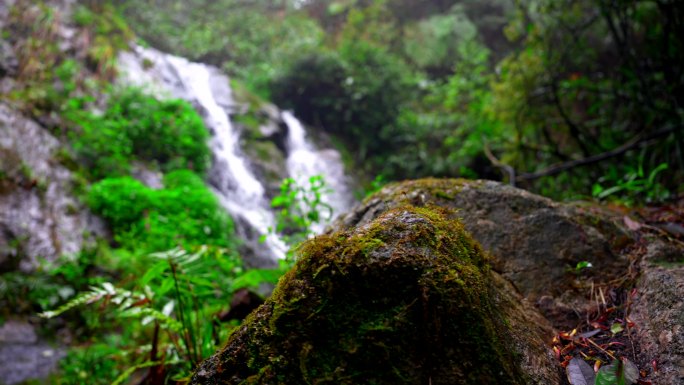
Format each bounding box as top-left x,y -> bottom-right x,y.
335,179 -> 634,302
192,205 -> 559,384
192,178 -> 684,384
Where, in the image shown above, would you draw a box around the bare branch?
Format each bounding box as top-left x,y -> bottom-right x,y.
515,126 -> 679,182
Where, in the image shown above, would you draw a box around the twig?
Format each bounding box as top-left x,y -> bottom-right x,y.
586,337 -> 617,361
515,126 -> 679,182
483,142 -> 516,187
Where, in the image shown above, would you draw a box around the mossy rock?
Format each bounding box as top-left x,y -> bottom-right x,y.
192,205 -> 557,384
338,178 -> 634,303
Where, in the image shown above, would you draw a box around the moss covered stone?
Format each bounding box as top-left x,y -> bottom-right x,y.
192,205 -> 533,384
338,178 -> 634,304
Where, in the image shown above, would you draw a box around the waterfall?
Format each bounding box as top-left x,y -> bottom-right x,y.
117,46 -> 354,264
282,111 -> 355,234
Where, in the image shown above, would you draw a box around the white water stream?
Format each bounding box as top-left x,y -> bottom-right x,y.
283,111 -> 354,234
117,46 -> 354,263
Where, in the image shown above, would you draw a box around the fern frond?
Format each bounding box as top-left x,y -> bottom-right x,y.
38,282 -> 146,319
38,287 -> 107,318
122,306 -> 183,332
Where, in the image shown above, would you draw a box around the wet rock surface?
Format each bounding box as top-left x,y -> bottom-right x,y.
191,178 -> 684,384
334,179 -> 634,302
192,205 -> 559,384
0,103 -> 105,271
630,240 -> 684,384
0,320 -> 66,385
333,178 -> 683,384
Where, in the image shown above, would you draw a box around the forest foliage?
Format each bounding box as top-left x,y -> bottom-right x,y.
117,0 -> 683,204
1,0 -> 683,384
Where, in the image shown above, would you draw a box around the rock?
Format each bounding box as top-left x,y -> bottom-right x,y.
0,103 -> 105,271
191,205 -> 559,384
0,39 -> 18,77
630,240 -> 684,384
335,179 -> 634,303
131,161 -> 164,189
239,135 -> 288,199
333,178 -> 684,383
0,320 -> 66,385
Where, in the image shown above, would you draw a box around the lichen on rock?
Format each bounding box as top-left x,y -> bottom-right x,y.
192,204 -> 557,384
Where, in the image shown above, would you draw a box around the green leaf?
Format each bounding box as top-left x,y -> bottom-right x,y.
231,268 -> 286,291
111,360 -> 162,385
595,358 -> 639,385
610,322 -> 624,335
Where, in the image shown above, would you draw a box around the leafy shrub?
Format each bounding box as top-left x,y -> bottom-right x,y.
270,175 -> 333,248
54,342 -> 120,385
88,171 -> 233,252
70,87 -> 210,180
42,246 -> 249,383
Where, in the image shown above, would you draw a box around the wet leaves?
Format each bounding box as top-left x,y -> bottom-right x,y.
552,284 -> 653,384
566,356 -> 640,385
595,358 -> 639,385
566,357 -> 595,385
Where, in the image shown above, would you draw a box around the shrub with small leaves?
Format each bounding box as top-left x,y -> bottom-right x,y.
70,87 -> 210,180
88,170 -> 234,252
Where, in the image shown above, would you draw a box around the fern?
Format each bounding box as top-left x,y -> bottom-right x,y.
38,283 -> 119,319
39,245 -> 276,382
122,306 -> 183,332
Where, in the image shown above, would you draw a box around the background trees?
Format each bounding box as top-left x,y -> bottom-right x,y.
116,0 -> 683,202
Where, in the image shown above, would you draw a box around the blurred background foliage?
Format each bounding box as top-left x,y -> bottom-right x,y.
115,0 -> 683,204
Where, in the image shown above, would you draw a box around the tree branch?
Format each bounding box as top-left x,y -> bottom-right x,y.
515,126 -> 678,183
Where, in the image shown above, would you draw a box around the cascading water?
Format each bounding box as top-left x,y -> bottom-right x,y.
117,45 -> 354,264
282,111 -> 355,234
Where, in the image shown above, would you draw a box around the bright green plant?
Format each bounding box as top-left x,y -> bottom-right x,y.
88,171 -> 234,252
569,260 -> 593,278
107,88 -> 210,174
54,341 -> 121,385
270,175 -> 333,248
41,246 -> 247,383
592,159 -> 670,205
68,87 -> 210,180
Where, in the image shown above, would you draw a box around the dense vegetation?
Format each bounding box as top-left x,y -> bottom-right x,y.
1,0 -> 682,384
118,0 -> 683,203
1,2 -> 256,382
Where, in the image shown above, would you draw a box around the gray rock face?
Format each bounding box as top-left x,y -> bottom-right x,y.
631,240 -> 684,385
0,320 -> 66,385
0,39 -> 18,77
0,103 -> 104,271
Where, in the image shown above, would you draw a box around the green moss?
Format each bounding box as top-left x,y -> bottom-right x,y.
230,79 -> 268,111
192,205 -> 527,385
362,177 -> 479,207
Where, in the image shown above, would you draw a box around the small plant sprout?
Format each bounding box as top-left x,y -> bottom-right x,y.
575,261 -> 592,274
